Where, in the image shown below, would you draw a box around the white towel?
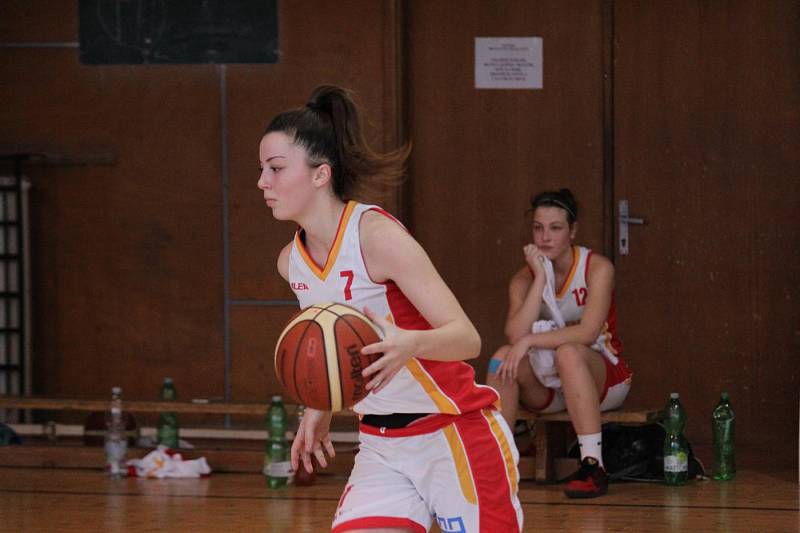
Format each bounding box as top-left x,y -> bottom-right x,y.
529,319 -> 561,389
528,257 -> 565,389
126,445 -> 211,479
540,257 -> 565,329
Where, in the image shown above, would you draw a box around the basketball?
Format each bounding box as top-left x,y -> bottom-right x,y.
274,302 -> 383,411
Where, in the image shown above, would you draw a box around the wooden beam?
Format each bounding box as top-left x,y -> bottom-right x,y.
522,409 -> 661,424
9,423 -> 360,444
0,150 -> 116,166
0,396 -> 357,418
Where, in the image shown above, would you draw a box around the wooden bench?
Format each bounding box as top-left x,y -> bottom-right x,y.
520,408 -> 662,482
0,395 -> 362,474
1,396 -> 660,483
0,395 -> 358,437
0,396 -> 318,417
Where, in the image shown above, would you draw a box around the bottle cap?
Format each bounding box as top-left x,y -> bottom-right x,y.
112,386 -> 122,394
720,391 -> 729,400
164,377 -> 173,384
670,392 -> 679,399
272,395 -> 283,403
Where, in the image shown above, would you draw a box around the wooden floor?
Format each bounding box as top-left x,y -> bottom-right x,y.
1,450 -> 797,532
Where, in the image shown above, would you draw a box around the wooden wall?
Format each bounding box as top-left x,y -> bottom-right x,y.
610,0 -> 800,448
0,1 -> 402,412
1,1 -> 797,448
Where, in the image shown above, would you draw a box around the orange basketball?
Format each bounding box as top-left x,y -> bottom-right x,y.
274,302 -> 383,411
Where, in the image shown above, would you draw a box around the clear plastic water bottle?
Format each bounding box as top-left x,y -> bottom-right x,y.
156,378 -> 179,449
105,386 -> 127,478
663,392 -> 688,486
264,395 -> 290,488
712,392 -> 736,480
292,405 -> 316,486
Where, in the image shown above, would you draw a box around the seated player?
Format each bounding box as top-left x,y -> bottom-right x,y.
486,188 -> 633,499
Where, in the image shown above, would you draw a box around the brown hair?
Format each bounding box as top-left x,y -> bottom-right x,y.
264,85 -> 410,201
530,188 -> 578,225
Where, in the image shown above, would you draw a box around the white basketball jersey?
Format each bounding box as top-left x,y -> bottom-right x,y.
288,201 -> 498,415
539,246 -> 623,355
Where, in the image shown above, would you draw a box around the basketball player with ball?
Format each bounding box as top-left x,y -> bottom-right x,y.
258,85 -> 522,532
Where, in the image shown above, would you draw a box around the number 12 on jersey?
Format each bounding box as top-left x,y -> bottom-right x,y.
572,287 -> 587,306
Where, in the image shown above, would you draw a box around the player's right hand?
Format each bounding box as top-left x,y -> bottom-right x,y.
360,306 -> 416,394
291,408 -> 335,474
524,244 -> 547,278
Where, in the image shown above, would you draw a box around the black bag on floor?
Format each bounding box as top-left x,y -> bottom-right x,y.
569,422 -> 705,482
0,422 -> 22,445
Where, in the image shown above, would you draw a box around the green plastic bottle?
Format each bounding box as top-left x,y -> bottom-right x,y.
156,378 -> 179,449
663,392 -> 688,486
712,392 -> 736,480
264,396 -> 290,488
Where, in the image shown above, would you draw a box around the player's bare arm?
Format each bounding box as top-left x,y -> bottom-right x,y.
358,211 -> 480,391
277,241 -> 292,282
504,265 -> 546,343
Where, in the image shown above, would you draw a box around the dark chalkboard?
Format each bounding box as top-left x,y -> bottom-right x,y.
79,0 -> 278,64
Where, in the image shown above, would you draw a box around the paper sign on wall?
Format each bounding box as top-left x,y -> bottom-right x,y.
475,37 -> 543,89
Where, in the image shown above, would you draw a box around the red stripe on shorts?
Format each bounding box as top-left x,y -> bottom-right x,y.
454,411 -> 520,531
332,516 -> 426,533
600,354 -> 633,403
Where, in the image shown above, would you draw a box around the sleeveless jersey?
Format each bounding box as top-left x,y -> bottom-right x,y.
539,246 -> 624,357
288,201 -> 499,415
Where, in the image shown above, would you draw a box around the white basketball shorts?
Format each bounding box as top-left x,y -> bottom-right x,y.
331,409 -> 523,532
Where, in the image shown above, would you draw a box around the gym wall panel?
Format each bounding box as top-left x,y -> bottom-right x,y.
229,305 -> 289,403
613,0 -> 800,447
1,45 -> 224,401
0,1 -> 403,407
0,2 -> 77,42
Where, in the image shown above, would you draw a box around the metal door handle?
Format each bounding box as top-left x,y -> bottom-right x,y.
619,200 -> 646,255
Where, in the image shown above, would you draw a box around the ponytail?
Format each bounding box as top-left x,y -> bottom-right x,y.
264,85 -> 410,201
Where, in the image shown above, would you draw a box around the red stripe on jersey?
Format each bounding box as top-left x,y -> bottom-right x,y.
384,281 -> 498,413
454,411 -> 520,531
384,280 -> 432,330
584,250 -> 624,355
359,206 -> 428,330
605,294 -> 623,354
416,359 -> 499,413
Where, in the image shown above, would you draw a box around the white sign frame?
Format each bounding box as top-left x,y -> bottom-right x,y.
475,37 -> 543,90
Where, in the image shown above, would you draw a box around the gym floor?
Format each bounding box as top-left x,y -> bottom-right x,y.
1,445 -> 796,532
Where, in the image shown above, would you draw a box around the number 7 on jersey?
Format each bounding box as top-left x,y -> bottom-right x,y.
340,270 -> 354,301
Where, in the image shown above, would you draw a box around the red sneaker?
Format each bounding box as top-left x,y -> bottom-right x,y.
564,457 -> 608,498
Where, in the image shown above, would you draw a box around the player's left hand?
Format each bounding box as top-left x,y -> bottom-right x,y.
360,306 -> 417,394
291,408 -> 335,475
497,335 -> 534,382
